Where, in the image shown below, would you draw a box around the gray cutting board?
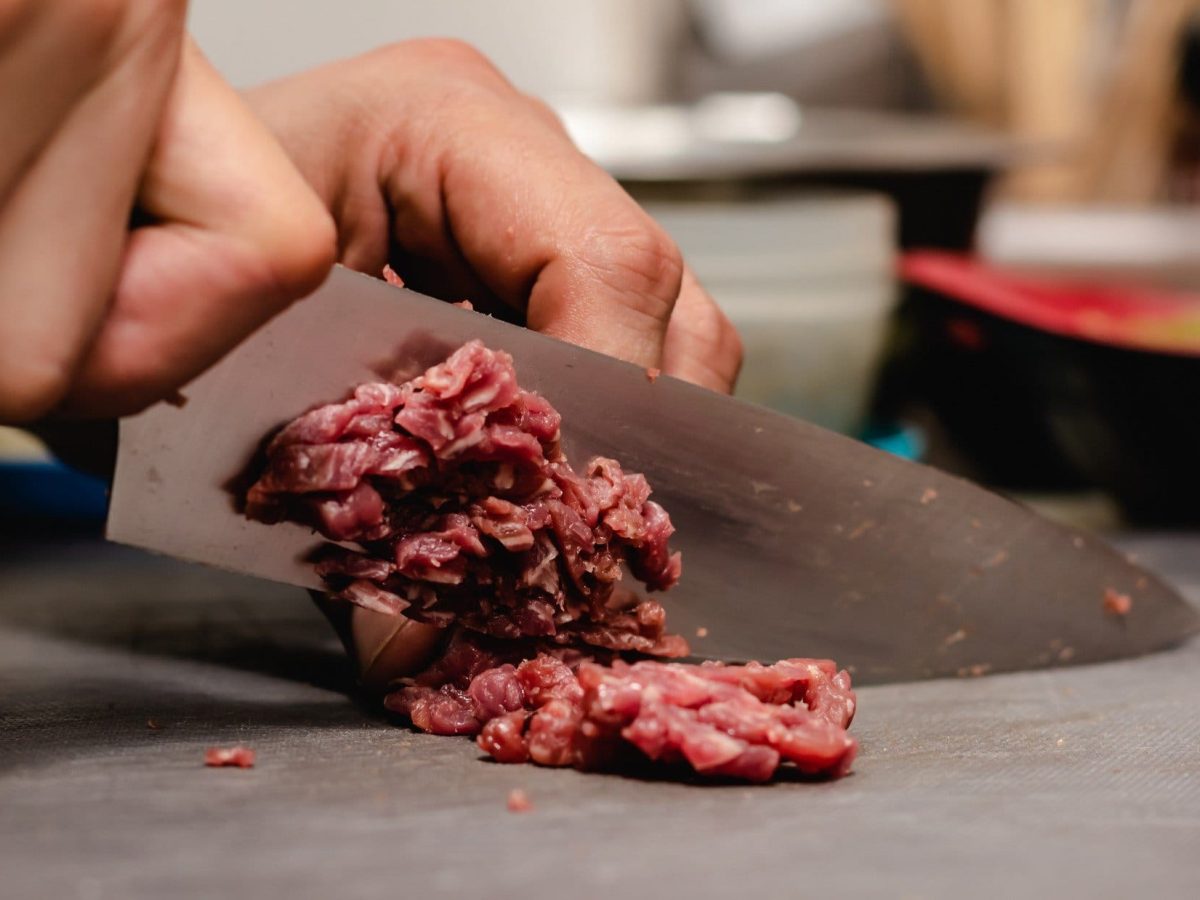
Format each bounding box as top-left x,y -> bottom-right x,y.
1,535 -> 1198,899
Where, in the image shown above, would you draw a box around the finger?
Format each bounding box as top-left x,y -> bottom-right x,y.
367,40 -> 685,369
245,53 -> 514,320
0,1 -> 173,202
65,40 -> 337,417
0,1 -> 184,421
660,267 -> 744,394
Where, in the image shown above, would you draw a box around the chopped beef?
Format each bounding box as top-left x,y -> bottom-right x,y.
385,630 -> 857,783
507,788 -> 533,812
246,339 -> 858,783
246,340 -> 684,657
205,746 -> 256,768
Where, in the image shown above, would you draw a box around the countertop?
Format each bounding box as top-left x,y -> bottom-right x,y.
2,534 -> 1198,899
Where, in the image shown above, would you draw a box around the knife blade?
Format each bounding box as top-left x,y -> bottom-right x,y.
107,266 -> 1199,683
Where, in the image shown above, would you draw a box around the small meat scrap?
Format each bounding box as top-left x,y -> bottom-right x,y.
919,487 -> 938,505
205,746 -> 256,768
1103,588 -> 1133,617
381,264 -> 405,287
941,628 -> 967,648
246,340 -> 685,657
147,719 -> 161,730
956,663 -> 991,678
507,788 -> 533,813
645,367 -> 661,383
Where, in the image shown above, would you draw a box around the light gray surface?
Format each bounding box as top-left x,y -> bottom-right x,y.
2,535 -> 1199,899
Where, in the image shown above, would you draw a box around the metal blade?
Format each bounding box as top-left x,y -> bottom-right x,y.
108,266 -> 1200,683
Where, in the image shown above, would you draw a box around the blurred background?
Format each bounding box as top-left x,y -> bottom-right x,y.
5,0 -> 1200,527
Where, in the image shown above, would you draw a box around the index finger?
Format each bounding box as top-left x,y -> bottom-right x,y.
376,42 -> 684,371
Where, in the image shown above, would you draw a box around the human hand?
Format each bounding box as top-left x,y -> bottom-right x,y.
247,38 -> 742,393
247,39 -> 743,685
0,2 -> 336,423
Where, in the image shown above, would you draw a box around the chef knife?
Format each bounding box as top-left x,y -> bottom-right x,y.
107,266 -> 1200,684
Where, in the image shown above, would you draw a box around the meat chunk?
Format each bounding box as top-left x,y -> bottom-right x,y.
246,339 -> 858,784
507,788 -> 533,812
204,746 -> 256,768
385,631 -> 857,783
1103,587 -> 1133,617
246,341 -> 684,657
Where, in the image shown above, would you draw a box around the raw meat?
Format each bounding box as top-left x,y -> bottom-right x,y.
506,788 -> 533,812
246,339 -> 858,783
384,631 -> 857,783
246,340 -> 684,657
1104,588 -> 1133,617
205,746 -> 256,768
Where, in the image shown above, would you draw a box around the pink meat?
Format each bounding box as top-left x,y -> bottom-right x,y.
385,631 -> 857,783
246,340 -> 684,657
246,337 -> 859,784
204,746 -> 257,768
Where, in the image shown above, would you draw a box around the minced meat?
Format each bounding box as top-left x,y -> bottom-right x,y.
246,340 -> 857,782
246,340 -> 684,656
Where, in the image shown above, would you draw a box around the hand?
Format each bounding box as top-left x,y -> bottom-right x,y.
247,39 -> 743,686
0,2 -> 336,423
247,39 -> 742,392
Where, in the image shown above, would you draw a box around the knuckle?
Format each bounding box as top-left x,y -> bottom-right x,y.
0,356 -> 72,423
577,217 -> 684,322
522,93 -> 567,133
266,207 -> 338,300
374,38 -> 510,87
413,37 -> 499,73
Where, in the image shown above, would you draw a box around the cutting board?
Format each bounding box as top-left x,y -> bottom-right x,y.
1,535 -> 1198,899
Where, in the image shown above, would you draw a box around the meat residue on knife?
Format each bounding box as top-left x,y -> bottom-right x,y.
245,340 -> 857,782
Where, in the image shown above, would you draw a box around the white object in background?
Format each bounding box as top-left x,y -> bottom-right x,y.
980,203 -> 1200,274
559,92 -> 803,168
188,0 -> 682,104
558,99 -> 1015,181
689,0 -> 890,62
644,194 -> 897,434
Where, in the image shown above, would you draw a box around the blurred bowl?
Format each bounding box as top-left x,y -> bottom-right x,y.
645,192 -> 897,434
562,98 -> 1024,251
889,252 -> 1200,523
